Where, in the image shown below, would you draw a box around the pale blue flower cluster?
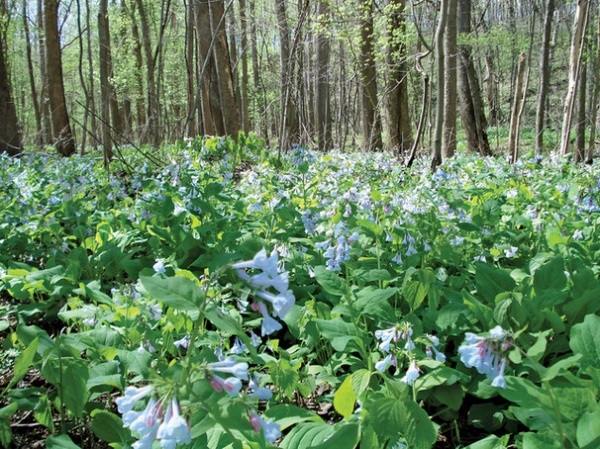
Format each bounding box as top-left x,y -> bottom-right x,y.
458,325 -> 511,388
116,387 -> 191,449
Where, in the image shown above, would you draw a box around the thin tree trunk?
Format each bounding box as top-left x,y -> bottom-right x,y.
535,0 -> 555,153
99,0 -> 114,162
44,0 -> 76,156
240,0 -> 250,132
316,0 -> 332,152
22,0 -> 42,147
560,0 -> 590,156
38,0 -> 52,144
443,0 -> 458,158
359,0 -> 383,151
432,0 -> 449,169
509,53 -> 526,164
575,59 -> 587,163
185,0 -> 196,137
587,12 -> 600,163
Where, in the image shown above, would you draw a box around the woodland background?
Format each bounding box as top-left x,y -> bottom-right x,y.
0,0 -> 597,166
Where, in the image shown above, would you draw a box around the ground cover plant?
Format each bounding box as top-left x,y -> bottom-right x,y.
1,136 -> 599,449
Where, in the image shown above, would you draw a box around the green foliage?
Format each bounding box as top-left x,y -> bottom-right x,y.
1,145 -> 600,448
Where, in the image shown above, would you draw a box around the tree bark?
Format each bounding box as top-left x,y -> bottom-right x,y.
276,0 -> 300,150
560,0 -> 590,156
587,12 -> 600,163
43,0 -> 76,156
535,0 -> 555,153
442,0 -> 457,158
135,0 -> 160,146
209,0 -> 240,137
22,0 -> 42,147
359,0 -> 383,151
509,53 -> 526,164
432,0 -> 449,169
99,0 -> 115,163
239,0 -> 250,132
38,0 -> 53,145
384,0 -> 413,153
457,0 -> 490,155
315,0 -> 332,152
575,59 -> 587,163
0,19 -> 22,155
185,0 -> 197,136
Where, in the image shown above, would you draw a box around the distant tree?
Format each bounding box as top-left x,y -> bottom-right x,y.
432,0 -> 448,169
442,0 -> 457,158
43,0 -> 76,156
383,0 -> 413,153
358,0 -> 382,151
535,0 -> 556,153
315,0 -> 332,152
0,17 -> 22,156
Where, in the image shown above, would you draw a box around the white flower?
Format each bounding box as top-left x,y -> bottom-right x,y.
250,413 -> 281,444
174,336 -> 190,349
232,248 -> 279,277
157,398 -> 191,449
153,259 -> 166,274
230,337 -> 246,355
375,326 -> 398,352
491,359 -> 507,389
207,357 -> 249,380
116,386 -> 154,416
130,397 -> 162,436
375,354 -> 395,373
210,375 -> 243,396
256,301 -> 283,336
401,360 -> 420,386
504,246 -> 518,258
255,289 -> 295,320
248,377 -> 273,400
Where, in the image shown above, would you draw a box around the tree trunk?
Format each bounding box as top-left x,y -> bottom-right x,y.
457,0 -> 490,155
575,59 -> 587,163
0,21 -> 22,155
358,0 -> 382,151
560,0 -> 590,156
432,0 -> 449,169
38,0 -> 52,145
509,53 -> 526,164
276,0 -> 300,150
315,0 -> 332,152
22,0 -> 42,148
43,0 -> 76,156
185,0 -> 196,137
135,0 -> 160,146
240,0 -> 250,132
99,0 -> 114,163
535,0 -> 555,153
384,0 -> 413,153
442,0 -> 457,158
587,12 -> 600,163
85,0 -> 97,145
209,0 -> 240,137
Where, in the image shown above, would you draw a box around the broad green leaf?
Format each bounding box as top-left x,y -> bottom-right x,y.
45,435 -> 82,449
263,404 -> 323,431
351,369 -> 371,396
140,275 -> 203,313
7,337 -> 39,389
279,422 -> 335,449
354,286 -> 396,317
313,266 -> 345,297
533,256 -> 567,292
577,407 -> 600,449
463,434 -> 510,449
333,375 -> 356,420
365,397 -> 437,449
315,318 -> 358,352
91,410 -> 132,443
522,431 -> 564,449
311,422 -> 359,449
570,314 -> 600,368
475,263 -> 515,304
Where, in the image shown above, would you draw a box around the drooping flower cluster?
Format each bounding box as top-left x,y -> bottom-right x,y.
233,248 -> 295,336
374,324 -> 446,386
116,386 -> 191,449
458,325 -> 512,388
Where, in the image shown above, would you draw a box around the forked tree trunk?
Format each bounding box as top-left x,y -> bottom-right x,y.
43,0 -> 76,156
509,53 -> 526,164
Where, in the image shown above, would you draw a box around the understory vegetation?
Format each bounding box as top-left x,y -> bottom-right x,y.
1,136 -> 599,449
